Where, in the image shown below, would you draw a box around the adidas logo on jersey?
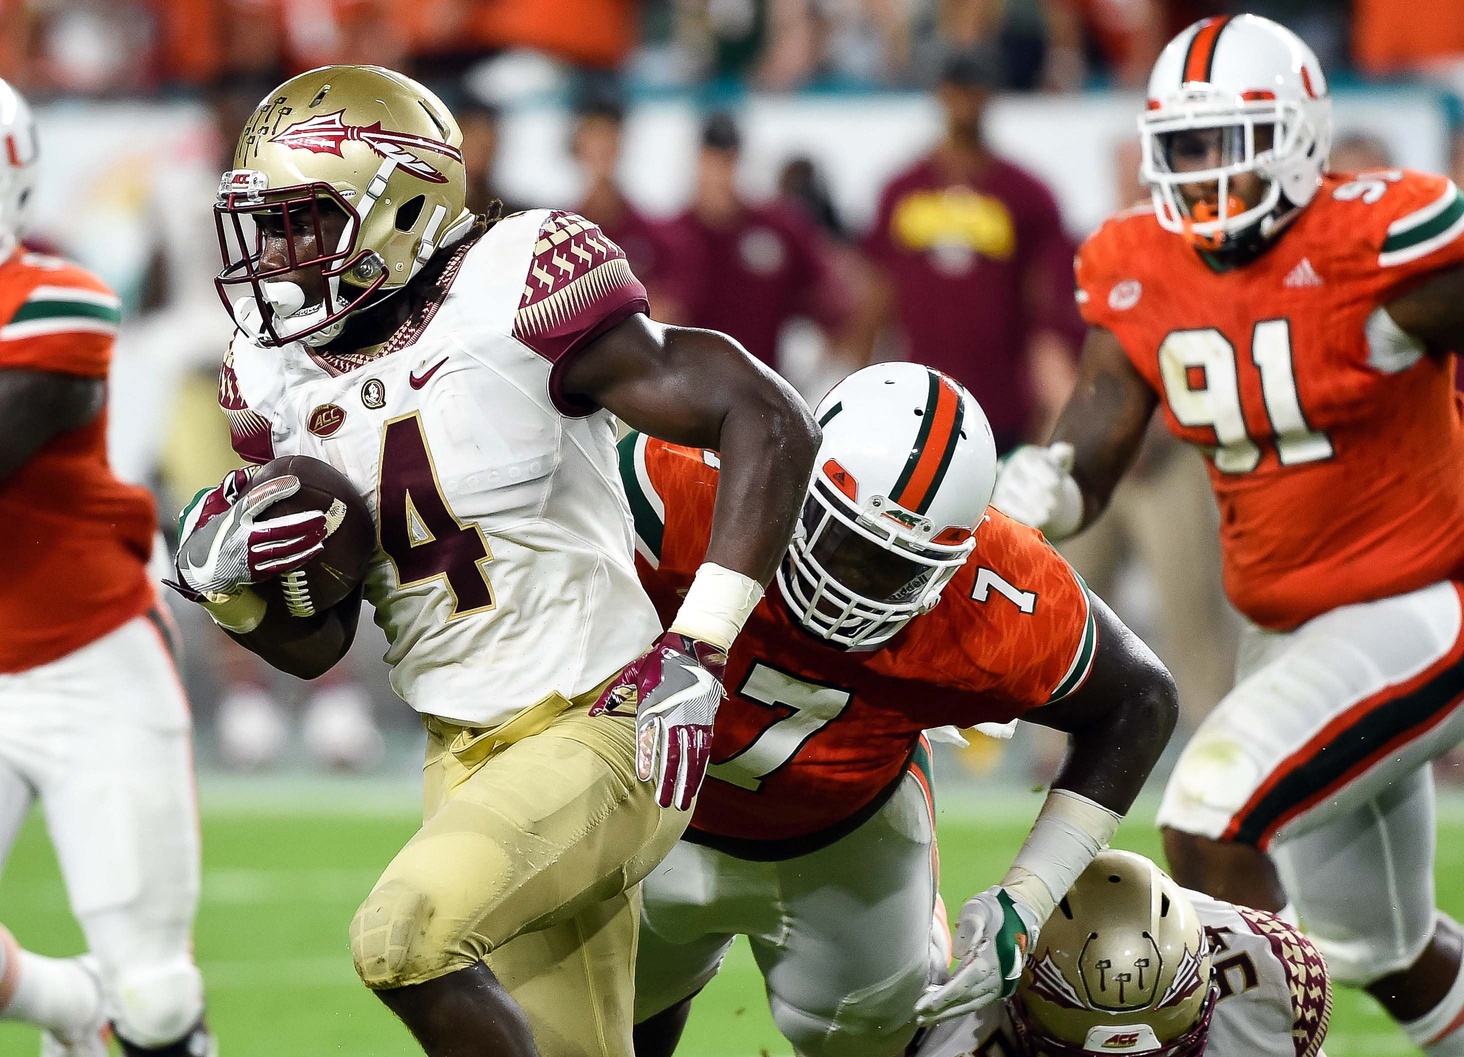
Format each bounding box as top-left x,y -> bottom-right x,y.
1283,257 -> 1324,288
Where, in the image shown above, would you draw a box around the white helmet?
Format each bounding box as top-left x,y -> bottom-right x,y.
0,79 -> 39,263
778,363 -> 997,650
1140,14 -> 1331,252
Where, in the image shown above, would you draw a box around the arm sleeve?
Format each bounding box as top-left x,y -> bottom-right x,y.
513,211 -> 650,416
966,510 -> 1098,710
0,272 -> 122,377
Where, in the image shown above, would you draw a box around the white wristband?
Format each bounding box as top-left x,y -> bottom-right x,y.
201,588 -> 268,634
670,562 -> 764,651
1001,789 -> 1122,928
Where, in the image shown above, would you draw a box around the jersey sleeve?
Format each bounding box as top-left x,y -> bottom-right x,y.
1363,171 -> 1464,288
1232,906 -> 1333,1057
512,211 -> 650,417
959,510 -> 1098,710
218,343 -> 275,465
1072,208 -> 1149,334
0,264 -> 122,377
617,430 -> 719,576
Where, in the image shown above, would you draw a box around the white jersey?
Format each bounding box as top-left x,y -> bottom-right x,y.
916,891 -> 1331,1057
221,209 -> 664,726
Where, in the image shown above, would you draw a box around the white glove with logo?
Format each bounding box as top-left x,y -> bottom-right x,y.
175,473 -> 329,597
990,442 -> 1084,540
915,886 -> 1040,1025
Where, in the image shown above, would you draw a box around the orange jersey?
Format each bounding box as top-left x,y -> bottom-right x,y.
1077,171 -> 1464,630
0,250 -> 156,673
622,433 -> 1097,858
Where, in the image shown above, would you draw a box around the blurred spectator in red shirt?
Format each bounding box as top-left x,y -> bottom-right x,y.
570,92 -> 695,323
664,113 -> 852,373
856,46 -> 1082,453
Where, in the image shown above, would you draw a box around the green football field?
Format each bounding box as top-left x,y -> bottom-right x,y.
0,780 -> 1455,1056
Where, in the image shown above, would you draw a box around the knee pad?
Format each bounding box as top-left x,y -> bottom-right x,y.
351,878 -> 468,989
110,958 -> 205,1049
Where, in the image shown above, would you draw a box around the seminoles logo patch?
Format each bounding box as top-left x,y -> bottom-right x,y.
308,403 -> 347,438
270,111 -> 462,184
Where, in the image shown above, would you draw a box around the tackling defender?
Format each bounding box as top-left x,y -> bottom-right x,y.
915,850 -> 1332,1057
0,80 -> 213,1057
993,15 -> 1464,1054
625,363 -> 1177,1057
171,66 -> 816,1057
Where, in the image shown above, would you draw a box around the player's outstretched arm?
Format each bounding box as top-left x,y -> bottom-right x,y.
1380,262 -> 1464,354
917,596 -> 1177,1025
0,368 -> 104,484
563,313 -> 819,810
1024,593 -> 1177,812
991,326 -> 1156,539
563,312 -> 819,585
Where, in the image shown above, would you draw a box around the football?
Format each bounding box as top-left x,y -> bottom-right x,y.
247,455 -> 376,618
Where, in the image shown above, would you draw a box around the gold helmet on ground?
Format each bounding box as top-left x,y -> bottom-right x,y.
215,65 -> 475,347
1011,850 -> 1218,1057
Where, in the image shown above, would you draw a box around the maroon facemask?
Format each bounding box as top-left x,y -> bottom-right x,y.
214,171 -> 387,347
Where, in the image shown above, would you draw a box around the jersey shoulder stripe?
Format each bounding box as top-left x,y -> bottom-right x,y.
1048,578 -> 1097,702
1,283 -> 122,339
618,430 -> 665,567
1380,179 -> 1464,267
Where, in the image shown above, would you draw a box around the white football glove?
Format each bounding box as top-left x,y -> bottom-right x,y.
990,442 -> 1084,540
175,473 -> 329,597
915,886 -> 1040,1025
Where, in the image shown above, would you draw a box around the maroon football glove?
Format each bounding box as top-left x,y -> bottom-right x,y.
593,632 -> 727,811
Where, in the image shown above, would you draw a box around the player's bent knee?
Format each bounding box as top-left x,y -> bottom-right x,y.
1155,723 -> 1267,839
351,878 -> 472,989
770,971 -> 924,1057
110,958 -> 205,1049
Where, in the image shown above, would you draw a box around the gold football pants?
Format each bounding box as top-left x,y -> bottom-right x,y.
349,687 -> 687,1057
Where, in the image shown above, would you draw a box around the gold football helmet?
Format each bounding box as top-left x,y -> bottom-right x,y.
215,65 -> 474,347
1011,850 -> 1218,1056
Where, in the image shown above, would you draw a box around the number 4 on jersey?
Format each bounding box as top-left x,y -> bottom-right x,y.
378,413 -> 496,618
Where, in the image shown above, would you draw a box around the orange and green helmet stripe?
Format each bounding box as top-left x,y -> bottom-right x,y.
890,371 -> 966,516
1182,15 -> 1233,85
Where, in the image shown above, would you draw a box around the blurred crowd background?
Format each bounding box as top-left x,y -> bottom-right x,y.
3,0 -> 1463,780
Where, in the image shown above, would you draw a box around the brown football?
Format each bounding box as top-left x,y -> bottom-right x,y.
249,455 -> 376,618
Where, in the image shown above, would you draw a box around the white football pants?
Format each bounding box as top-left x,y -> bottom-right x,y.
0,613 -> 205,1041
1159,579 -> 1464,984
635,772 -> 937,1057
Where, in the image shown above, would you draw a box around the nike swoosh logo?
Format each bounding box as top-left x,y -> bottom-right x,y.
409,357 -> 449,389
648,663 -> 718,718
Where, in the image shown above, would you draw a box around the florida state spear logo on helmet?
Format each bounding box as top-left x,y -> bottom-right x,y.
269,110 -> 463,184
